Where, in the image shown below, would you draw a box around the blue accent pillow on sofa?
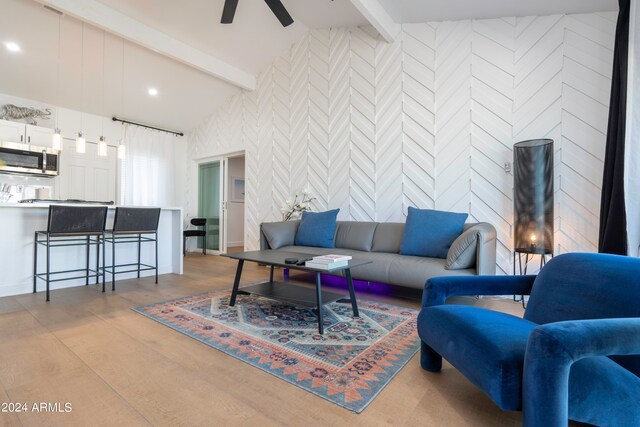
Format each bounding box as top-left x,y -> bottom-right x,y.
294,209 -> 339,248
400,207 -> 468,258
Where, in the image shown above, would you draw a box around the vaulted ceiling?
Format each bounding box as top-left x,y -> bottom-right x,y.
0,0 -> 616,132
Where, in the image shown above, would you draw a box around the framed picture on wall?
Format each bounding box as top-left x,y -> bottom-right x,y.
231,177 -> 245,203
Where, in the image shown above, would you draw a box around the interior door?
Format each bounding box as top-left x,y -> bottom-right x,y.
198,161 -> 222,253
55,138 -> 117,201
221,157 -> 228,253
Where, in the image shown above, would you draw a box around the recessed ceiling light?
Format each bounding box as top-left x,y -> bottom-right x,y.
4,41 -> 21,53
148,87 -> 158,96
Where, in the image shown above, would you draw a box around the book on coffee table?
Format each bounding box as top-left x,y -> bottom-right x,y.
312,254 -> 353,262
305,254 -> 353,270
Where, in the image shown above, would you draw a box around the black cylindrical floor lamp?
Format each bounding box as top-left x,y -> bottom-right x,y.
513,139 -> 554,274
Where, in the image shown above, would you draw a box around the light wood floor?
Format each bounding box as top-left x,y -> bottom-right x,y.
0,253 -> 527,427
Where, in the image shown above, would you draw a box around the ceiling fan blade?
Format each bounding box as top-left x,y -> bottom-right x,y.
221,0 -> 239,24
264,0 -> 294,27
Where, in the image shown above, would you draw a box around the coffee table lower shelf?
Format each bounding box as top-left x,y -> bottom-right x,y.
225,251 -> 370,334
238,281 -> 347,308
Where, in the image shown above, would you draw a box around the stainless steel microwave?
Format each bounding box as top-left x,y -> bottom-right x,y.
0,142 -> 59,177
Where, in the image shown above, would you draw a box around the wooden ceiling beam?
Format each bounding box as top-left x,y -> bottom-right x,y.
349,0 -> 400,43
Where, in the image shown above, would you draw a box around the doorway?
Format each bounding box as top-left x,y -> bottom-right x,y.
225,155 -> 245,253
198,161 -> 221,252
196,152 -> 245,254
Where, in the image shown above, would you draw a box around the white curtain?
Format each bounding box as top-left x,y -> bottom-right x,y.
120,124 -> 186,207
626,0 -> 640,256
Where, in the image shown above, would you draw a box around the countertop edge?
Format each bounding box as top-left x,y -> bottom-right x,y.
0,203 -> 183,210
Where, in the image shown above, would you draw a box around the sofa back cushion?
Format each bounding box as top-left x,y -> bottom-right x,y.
334,221 -> 377,251
525,252 -> 640,377
261,221 -> 300,249
399,207 -> 468,259
294,209 -> 339,248
371,222 -> 405,253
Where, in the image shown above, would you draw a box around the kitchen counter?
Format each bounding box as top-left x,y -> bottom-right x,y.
0,203 -> 183,209
0,204 -> 183,298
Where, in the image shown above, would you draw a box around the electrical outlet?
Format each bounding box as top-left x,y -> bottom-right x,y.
504,162 -> 512,173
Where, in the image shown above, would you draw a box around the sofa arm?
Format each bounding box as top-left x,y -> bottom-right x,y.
523,319 -> 640,427
422,275 -> 536,307
474,222 -> 497,275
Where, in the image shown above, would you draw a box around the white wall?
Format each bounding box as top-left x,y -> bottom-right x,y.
188,12 -> 616,274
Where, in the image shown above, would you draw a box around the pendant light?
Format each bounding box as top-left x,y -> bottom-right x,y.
52,129 -> 62,151
52,15 -> 63,151
118,124 -> 126,160
76,22 -> 86,154
117,38 -> 126,160
97,30 -> 107,157
98,136 -> 107,156
117,139 -> 126,159
76,132 -> 86,153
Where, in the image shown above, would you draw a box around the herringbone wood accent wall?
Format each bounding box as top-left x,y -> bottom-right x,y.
188,12 -> 615,274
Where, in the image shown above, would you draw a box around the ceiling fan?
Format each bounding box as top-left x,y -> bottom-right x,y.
221,0 -> 294,27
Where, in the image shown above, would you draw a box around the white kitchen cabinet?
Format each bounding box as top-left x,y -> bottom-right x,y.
25,125 -> 54,146
0,119 -> 27,143
0,119 -> 54,147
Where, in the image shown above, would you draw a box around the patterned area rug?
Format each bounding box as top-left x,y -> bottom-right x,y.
133,288 -> 420,413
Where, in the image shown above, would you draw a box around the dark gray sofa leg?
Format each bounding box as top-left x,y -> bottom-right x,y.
421,340 -> 442,372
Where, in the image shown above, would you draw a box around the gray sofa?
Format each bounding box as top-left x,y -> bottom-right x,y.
259,220 -> 497,289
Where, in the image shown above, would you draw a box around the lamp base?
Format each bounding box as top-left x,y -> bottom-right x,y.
513,251 -> 554,309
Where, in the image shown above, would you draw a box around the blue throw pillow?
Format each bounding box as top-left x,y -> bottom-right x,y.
400,207 -> 468,258
294,209 -> 339,248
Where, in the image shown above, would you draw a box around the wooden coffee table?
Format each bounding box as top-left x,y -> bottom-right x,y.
221,250 -> 371,334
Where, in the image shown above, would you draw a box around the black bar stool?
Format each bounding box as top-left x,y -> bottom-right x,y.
102,207 -> 161,290
183,218 -> 207,255
34,205 -> 108,301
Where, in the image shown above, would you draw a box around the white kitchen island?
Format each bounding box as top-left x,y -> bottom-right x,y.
0,204 -> 183,298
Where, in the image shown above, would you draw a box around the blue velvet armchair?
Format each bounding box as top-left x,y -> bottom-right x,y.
417,253 -> 640,426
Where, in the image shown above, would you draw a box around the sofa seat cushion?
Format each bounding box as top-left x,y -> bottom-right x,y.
277,247 -> 475,289
277,245 -> 340,258
388,255 -> 475,288
277,246 -> 388,281
418,305 -> 538,410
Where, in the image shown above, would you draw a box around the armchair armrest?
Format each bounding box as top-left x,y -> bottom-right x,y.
523,318 -> 640,426
422,275 -> 536,308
